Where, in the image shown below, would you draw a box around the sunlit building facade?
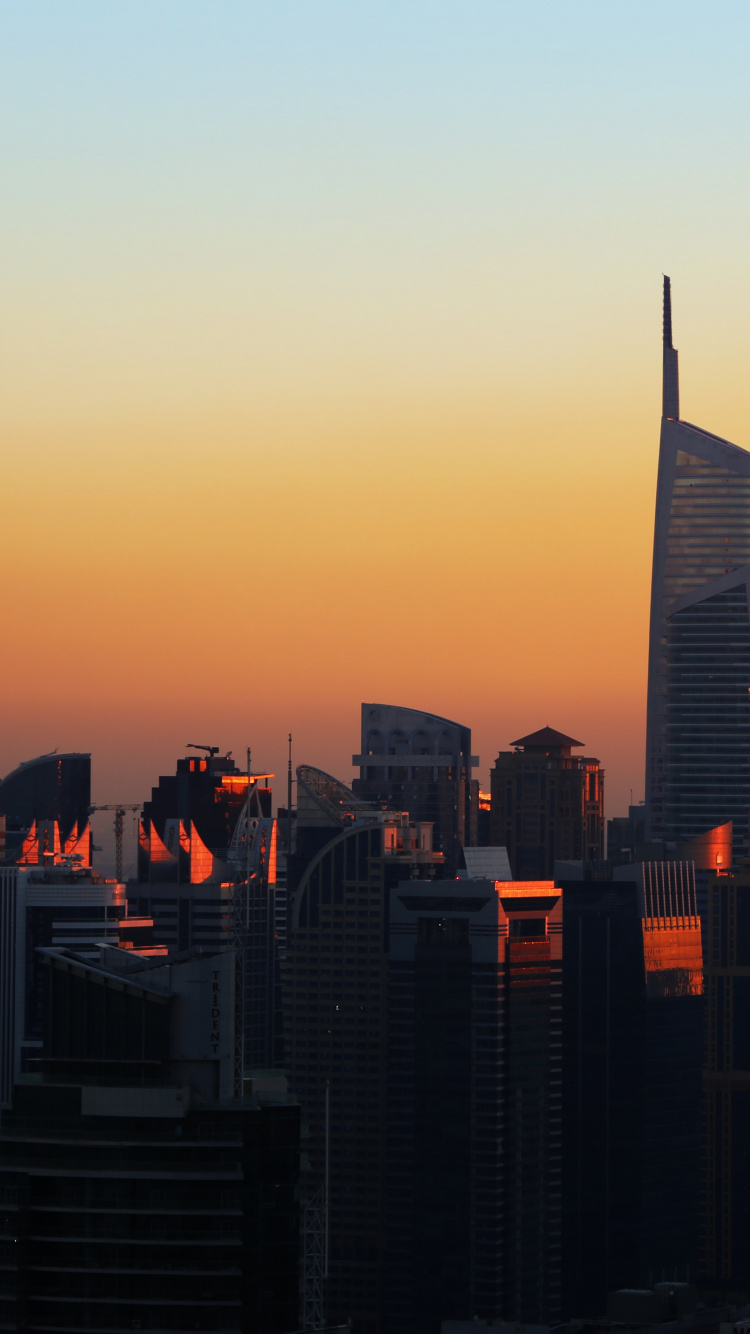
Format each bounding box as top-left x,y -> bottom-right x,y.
130,750 -> 280,1069
646,278 -> 750,845
0,751 -> 92,867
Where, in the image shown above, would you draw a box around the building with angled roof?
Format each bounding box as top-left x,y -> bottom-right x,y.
352,703 -> 478,874
0,751 -> 91,867
646,278 -> 750,848
490,728 -> 604,878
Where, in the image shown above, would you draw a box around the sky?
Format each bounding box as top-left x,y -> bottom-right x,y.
3,0 -> 750,872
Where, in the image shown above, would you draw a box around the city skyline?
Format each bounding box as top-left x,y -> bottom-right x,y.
5,2 -> 750,830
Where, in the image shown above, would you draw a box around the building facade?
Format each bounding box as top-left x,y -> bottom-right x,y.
386,876 -> 563,1331
352,703 -> 478,873
646,278 -> 750,843
490,727 -> 604,879
665,568 -> 750,863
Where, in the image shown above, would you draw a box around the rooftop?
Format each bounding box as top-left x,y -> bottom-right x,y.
510,726 -> 584,750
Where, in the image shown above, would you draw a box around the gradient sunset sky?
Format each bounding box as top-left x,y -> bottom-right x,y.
3,1 -> 750,868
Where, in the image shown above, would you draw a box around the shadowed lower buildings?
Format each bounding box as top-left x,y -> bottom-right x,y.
283,766 -> 564,1333
560,861 -> 704,1317
282,780 -> 443,1333
0,943 -> 300,1332
386,875 -> 563,1331
490,727 -> 604,878
702,861 -> 750,1294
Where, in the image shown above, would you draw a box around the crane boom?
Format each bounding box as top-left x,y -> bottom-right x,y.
89,804 -> 141,882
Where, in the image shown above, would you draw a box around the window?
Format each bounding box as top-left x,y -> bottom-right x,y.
509,918 -> 546,938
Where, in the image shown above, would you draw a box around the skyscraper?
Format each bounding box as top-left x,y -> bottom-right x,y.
281,790 -> 443,1332
702,861 -> 750,1290
490,727 -> 604,878
646,278 -> 750,845
561,864 -> 704,1315
386,875 -> 563,1330
352,703 -> 478,873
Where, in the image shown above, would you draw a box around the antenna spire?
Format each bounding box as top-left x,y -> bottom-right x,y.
662,275 -> 680,419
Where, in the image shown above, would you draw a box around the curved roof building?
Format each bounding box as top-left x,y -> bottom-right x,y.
646,279 -> 750,849
0,752 -> 91,864
352,702 -> 478,872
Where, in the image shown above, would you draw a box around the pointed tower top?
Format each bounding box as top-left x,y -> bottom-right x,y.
663,274 -> 673,348
662,275 -> 680,419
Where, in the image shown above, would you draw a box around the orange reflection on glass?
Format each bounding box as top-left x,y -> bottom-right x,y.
642,919 -> 703,997
189,823 -> 214,883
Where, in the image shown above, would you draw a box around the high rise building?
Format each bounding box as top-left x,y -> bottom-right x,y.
352,703 -> 478,872
561,863 -> 704,1316
702,861 -> 750,1290
130,749 -> 280,1069
664,567 -> 750,862
0,750 -> 92,866
646,278 -> 750,845
0,942 -> 300,1332
386,875 -> 563,1331
282,794 -> 443,1333
490,727 -> 604,878
0,863 -> 160,1106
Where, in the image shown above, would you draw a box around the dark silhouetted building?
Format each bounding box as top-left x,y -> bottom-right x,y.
352,703 -> 478,872
646,278 -> 750,843
130,750 -> 280,1069
490,727 -> 604,878
665,567 -> 750,863
0,863 -> 163,1106
562,863 -> 704,1317
387,875 -> 563,1331
607,803 -> 647,864
0,943 -> 300,1332
0,751 -> 91,866
702,861 -> 750,1292
282,798 -> 443,1333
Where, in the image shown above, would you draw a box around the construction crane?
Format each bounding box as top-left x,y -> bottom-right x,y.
89,804 -> 141,882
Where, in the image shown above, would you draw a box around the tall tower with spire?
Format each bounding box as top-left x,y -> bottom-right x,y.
645,279 -> 750,850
